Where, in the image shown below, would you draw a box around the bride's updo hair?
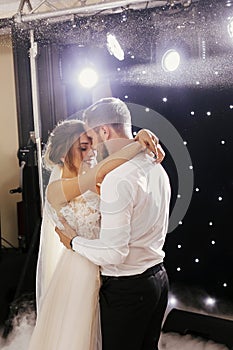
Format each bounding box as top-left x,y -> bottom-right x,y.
43,119 -> 86,171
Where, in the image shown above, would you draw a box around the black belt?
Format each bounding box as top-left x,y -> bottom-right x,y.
101,262 -> 164,283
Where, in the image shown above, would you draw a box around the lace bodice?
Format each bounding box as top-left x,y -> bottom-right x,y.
46,190 -> 100,240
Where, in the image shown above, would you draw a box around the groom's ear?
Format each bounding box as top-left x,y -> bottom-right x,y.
99,125 -> 110,141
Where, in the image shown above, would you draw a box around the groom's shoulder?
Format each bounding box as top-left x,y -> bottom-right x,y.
104,153 -> 153,180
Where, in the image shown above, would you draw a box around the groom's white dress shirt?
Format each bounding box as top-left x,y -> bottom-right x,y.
72,152 -> 171,277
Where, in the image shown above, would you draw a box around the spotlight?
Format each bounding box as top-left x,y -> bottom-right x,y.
78,67 -> 98,89
205,297 -> 216,306
228,17 -> 233,38
107,33 -> 124,61
226,0 -> 233,7
161,49 -> 180,72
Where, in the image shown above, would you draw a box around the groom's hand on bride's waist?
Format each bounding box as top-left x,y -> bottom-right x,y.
55,217 -> 77,250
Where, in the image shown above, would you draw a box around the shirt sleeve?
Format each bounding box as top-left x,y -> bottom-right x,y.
72,171 -> 135,266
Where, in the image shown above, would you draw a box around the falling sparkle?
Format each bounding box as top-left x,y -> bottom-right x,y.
121,14 -> 127,22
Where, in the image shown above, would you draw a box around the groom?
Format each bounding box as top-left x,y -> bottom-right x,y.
57,97 -> 171,350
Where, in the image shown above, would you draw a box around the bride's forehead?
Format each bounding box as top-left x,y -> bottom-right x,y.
80,133 -> 91,143
85,128 -> 98,138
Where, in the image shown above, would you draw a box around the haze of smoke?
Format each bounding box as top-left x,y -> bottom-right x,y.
1,286 -> 232,350
0,308 -> 230,350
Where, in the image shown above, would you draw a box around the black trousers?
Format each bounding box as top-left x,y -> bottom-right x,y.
99,263 -> 169,350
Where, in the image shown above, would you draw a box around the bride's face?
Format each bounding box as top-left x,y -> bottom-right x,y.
71,133 -> 96,172
79,133 -> 93,160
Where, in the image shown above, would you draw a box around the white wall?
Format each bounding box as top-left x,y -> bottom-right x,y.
0,34 -> 21,248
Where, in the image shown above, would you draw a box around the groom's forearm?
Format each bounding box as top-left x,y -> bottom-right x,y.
71,234 -> 129,266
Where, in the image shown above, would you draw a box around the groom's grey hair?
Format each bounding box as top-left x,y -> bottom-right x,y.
83,97 -> 132,135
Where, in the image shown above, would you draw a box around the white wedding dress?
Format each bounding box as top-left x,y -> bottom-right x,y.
28,165 -> 101,350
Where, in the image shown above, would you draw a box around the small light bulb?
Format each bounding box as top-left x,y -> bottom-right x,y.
169,296 -> 177,306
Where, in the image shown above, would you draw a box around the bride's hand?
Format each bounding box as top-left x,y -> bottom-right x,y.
56,227 -> 73,250
135,129 -> 165,163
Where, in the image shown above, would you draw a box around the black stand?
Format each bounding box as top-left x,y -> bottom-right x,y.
2,217 -> 41,338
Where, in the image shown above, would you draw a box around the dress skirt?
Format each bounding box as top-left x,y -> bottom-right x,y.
28,249 -> 100,350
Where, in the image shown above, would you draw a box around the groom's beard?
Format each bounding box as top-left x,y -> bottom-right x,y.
96,142 -> 109,162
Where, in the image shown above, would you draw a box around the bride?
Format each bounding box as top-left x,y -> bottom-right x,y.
28,119 -> 163,350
